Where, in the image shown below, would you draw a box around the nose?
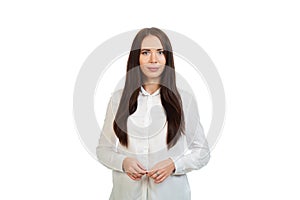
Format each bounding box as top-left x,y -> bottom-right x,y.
150,51 -> 157,63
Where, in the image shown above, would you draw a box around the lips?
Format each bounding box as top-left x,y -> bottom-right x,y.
146,65 -> 160,72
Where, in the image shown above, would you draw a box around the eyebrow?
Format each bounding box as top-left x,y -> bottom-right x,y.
141,48 -> 164,51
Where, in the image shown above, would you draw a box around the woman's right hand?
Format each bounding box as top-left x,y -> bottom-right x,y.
122,157 -> 147,181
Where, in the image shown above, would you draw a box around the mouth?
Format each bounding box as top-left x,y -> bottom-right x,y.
146,65 -> 160,72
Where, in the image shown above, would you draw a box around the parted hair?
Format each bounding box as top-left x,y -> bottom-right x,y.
113,27 -> 185,149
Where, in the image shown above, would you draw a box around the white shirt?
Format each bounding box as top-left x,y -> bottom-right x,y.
96,86 -> 210,200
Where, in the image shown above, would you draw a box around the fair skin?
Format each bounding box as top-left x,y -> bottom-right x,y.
122,35 -> 175,184
139,35 -> 165,94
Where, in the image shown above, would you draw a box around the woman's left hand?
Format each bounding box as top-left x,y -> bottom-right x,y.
147,158 -> 175,184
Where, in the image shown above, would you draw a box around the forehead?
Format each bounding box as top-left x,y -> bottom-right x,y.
141,35 -> 163,49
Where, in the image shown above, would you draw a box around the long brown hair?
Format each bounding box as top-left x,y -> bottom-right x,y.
113,27 -> 185,149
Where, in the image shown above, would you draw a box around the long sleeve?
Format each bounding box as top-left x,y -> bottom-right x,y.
96,97 -> 126,172
170,93 -> 210,175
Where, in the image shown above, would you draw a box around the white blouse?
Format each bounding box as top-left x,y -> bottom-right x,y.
96,86 -> 210,200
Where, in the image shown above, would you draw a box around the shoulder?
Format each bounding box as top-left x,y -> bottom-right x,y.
110,89 -> 124,103
106,89 -> 124,114
178,88 -> 195,108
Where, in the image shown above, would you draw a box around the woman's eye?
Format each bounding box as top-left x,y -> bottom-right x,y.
141,51 -> 149,55
158,51 -> 164,55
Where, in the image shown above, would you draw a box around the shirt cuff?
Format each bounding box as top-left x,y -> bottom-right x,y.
169,157 -> 184,175
115,154 -> 127,172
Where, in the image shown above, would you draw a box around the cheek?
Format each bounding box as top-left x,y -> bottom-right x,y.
139,65 -> 147,73
139,57 -> 146,65
159,56 -> 166,64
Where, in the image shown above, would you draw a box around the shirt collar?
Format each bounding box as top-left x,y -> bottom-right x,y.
140,85 -> 161,96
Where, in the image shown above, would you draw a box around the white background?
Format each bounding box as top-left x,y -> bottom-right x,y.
1,0 -> 299,199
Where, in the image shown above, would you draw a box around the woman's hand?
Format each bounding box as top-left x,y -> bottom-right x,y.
147,158 -> 175,184
122,157 -> 147,181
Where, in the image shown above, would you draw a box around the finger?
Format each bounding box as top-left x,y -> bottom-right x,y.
135,165 -> 147,175
134,170 -> 146,177
154,176 -> 165,184
151,172 -> 160,179
126,172 -> 136,180
155,173 -> 167,184
155,172 -> 165,180
130,167 -> 140,175
132,168 -> 145,178
150,171 -> 160,179
126,168 -> 139,178
148,171 -> 156,178
136,162 -> 147,171
147,169 -> 157,177
133,166 -> 147,176
127,172 -> 142,180
134,172 -> 143,179
131,171 -> 140,179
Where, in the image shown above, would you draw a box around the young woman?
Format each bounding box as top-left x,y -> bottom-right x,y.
96,27 -> 210,200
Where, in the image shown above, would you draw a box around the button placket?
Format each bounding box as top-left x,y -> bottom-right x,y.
146,95 -> 151,195
138,87 -> 161,199
145,95 -> 152,126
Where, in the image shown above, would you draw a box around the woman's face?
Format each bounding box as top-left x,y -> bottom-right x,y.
139,35 -> 166,83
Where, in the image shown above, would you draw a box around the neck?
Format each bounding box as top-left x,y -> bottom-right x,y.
142,83 -> 160,95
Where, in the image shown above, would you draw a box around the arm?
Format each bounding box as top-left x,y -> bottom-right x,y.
96,96 -> 148,179
96,97 -> 126,172
170,94 -> 210,175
